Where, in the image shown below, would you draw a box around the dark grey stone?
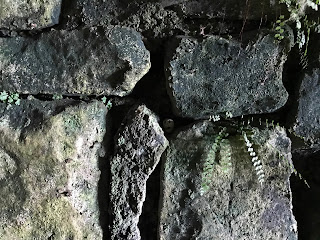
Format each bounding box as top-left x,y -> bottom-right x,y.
0,99 -> 108,239
165,31 -> 292,119
159,121 -> 297,240
110,104 -> 168,240
0,26 -> 150,96
293,69 -> 320,144
63,0 -> 286,28
160,0 -> 286,20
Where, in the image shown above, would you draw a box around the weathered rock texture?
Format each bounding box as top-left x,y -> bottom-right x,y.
0,0 -> 62,30
74,0 -> 123,26
159,121 -> 297,240
165,31 -> 291,119
160,0 -> 285,20
121,3 -> 183,40
0,100 -> 108,239
110,104 -> 168,240
0,26 -> 150,96
293,69 -> 320,144
65,0 -> 286,28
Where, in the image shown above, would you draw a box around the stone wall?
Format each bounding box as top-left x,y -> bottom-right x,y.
0,0 -> 319,239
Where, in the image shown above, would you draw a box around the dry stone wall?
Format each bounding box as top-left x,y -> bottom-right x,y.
0,0 -> 320,240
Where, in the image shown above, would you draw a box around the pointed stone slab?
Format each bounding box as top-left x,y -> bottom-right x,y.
165,31 -> 292,119
0,0 -> 62,30
0,26 -> 150,96
110,105 -> 168,240
293,69 -> 320,144
0,100 -> 108,239
159,121 -> 297,240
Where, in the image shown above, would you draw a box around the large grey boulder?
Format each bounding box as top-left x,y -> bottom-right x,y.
0,26 -> 150,96
165,31 -> 291,119
159,121 -> 297,240
0,100 -> 108,239
293,69 -> 320,145
110,104 -> 168,240
0,0 -> 62,30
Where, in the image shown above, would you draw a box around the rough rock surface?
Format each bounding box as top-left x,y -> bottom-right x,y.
63,0 -> 286,28
159,121 -> 297,240
0,26 -> 150,96
160,0 -> 286,20
0,100 -> 108,239
110,104 -> 168,240
63,1 -> 181,27
121,3 -> 183,40
165,31 -> 291,119
76,0 -> 118,26
0,0 -> 62,30
293,69 -> 320,144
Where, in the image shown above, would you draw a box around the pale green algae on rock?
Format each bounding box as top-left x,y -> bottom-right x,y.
0,100 -> 108,239
159,121 -> 297,240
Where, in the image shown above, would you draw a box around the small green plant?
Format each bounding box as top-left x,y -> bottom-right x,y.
208,112 -> 233,122
242,131 -> 265,184
275,15 -> 285,41
101,96 -> 107,104
298,16 -> 320,68
209,114 -> 220,122
225,111 -> 233,119
106,100 -> 112,110
267,141 -> 310,188
244,116 -> 310,188
276,0 -> 320,68
52,94 -> 63,100
117,136 -> 125,146
199,116 -> 311,194
101,96 -> 112,110
0,91 -> 21,106
200,127 -> 229,195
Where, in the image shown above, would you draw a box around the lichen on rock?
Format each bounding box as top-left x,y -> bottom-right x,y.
165,30 -> 292,119
0,100 -> 108,239
0,0 -> 62,30
159,121 -> 297,240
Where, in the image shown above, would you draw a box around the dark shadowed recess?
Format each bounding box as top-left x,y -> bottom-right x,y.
291,148 -> 320,240
138,161 -> 162,240
97,114 -> 113,240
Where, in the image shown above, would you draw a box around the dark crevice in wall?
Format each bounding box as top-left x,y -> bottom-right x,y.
291,148 -> 320,240
15,94 -> 117,103
57,0 -> 85,30
280,45 -> 303,129
138,160 -> 162,240
98,131 -> 112,240
131,46 -> 173,117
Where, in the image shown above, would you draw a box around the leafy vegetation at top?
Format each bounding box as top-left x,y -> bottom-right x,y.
0,91 -> 21,106
276,0 -> 320,68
